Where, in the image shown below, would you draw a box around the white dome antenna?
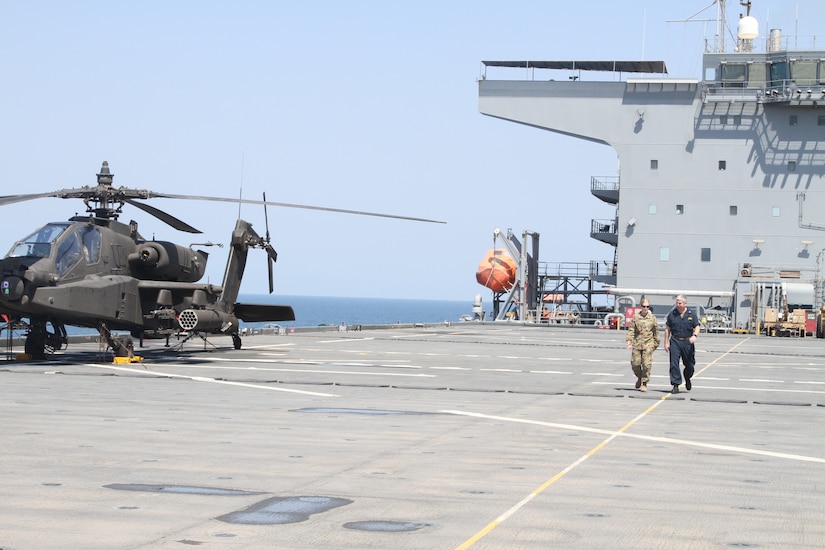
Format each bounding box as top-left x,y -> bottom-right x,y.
738,15 -> 758,40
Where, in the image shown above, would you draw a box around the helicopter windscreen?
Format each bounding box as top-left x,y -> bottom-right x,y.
6,222 -> 72,259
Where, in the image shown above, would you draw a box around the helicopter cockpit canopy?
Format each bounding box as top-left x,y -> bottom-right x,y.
6,222 -> 102,277
7,222 -> 72,259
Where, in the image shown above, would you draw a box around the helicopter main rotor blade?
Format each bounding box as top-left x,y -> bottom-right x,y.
0,184 -> 446,225
124,198 -> 202,234
0,192 -> 65,206
153,193 -> 446,224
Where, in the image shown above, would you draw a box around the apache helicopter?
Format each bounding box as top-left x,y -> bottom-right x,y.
0,161 -> 443,359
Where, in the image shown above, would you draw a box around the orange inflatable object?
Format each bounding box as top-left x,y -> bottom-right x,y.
476,249 -> 516,292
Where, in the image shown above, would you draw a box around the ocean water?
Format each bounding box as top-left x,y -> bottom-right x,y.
55,295 -> 476,335
239,294 -> 474,328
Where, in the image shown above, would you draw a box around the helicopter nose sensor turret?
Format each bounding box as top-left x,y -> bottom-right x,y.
1,276 -> 25,301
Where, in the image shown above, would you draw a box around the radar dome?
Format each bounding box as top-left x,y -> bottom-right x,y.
738,15 -> 758,40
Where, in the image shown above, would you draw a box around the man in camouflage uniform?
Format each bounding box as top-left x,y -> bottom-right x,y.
626,297 -> 660,392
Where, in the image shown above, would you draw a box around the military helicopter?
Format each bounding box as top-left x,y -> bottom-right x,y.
0,161 -> 443,359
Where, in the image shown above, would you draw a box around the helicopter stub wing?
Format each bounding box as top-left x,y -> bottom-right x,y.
136,280 -> 223,292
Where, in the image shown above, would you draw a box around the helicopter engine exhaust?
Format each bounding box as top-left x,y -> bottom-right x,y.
127,241 -> 207,282
178,308 -> 238,333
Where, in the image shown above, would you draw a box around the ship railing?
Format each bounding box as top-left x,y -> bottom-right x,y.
590,176 -> 619,192
706,34 -> 823,55
703,82 -> 824,103
479,60 -> 667,82
590,259 -> 616,278
703,79 -> 825,104
539,262 -> 591,278
539,261 -> 612,279
530,304 -> 613,326
590,218 -> 617,235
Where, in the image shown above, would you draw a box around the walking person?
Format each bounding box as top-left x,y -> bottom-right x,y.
664,294 -> 701,394
626,297 -> 659,392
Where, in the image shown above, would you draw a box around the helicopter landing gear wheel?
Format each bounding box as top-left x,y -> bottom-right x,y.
232,334 -> 242,350
23,319 -> 66,360
24,331 -> 47,360
112,335 -> 134,357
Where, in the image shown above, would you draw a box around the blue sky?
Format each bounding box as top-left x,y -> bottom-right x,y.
1,1 -> 822,302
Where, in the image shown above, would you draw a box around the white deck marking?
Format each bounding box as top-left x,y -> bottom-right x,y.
132,362 -> 435,377
85,364 -> 338,396
443,409 -> 825,464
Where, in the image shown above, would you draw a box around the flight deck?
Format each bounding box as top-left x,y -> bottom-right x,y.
2,323 -> 823,548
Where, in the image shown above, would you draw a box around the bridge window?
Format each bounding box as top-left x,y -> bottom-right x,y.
659,247 -> 670,262
648,204 -> 657,215
730,205 -> 738,215
720,63 -> 746,87
791,60 -> 818,87
650,159 -> 658,170
789,160 -> 797,172
719,160 -> 727,171
746,63 -> 767,88
676,204 -> 684,215
701,248 -> 711,262
770,61 -> 789,88
772,206 -> 781,217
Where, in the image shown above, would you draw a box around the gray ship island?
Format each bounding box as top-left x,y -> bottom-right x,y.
479,2 -> 825,336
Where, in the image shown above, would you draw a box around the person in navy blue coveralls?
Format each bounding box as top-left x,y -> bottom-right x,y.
664,294 -> 701,394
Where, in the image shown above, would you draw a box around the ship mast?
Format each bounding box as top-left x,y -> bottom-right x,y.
717,0 -> 758,53
667,0 -> 735,54
717,0 -> 727,52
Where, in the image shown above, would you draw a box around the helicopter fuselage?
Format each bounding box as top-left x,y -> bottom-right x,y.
0,216 -> 214,336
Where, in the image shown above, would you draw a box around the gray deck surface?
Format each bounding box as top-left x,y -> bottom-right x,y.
2,323 -> 824,549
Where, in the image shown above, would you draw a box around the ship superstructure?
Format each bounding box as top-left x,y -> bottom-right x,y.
478,2 -> 825,328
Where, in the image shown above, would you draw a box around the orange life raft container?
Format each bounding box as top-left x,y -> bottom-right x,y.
476,249 -> 516,292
